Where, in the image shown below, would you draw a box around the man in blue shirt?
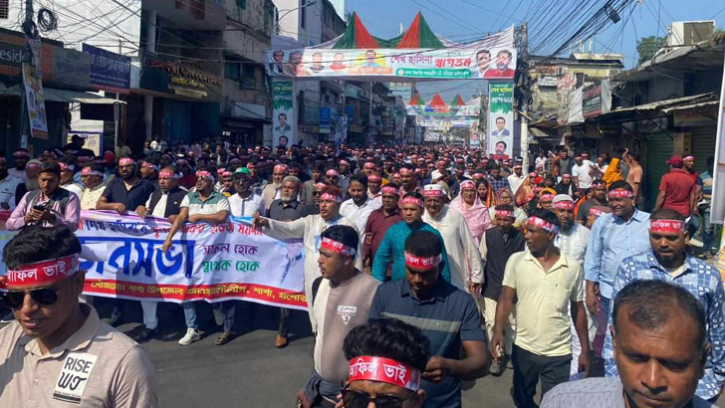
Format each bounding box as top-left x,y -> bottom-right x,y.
370,230 -> 488,408
372,192 -> 451,283
602,208 -> 725,402
584,181 -> 650,330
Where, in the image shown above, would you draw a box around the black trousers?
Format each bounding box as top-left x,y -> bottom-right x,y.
512,345 -> 571,408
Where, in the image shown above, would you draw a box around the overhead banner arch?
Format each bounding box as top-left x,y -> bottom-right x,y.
266,12 -> 516,82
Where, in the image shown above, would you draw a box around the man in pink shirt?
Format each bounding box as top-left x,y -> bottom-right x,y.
6,161 -> 80,232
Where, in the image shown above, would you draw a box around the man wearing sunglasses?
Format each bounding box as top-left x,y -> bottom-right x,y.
369,230 -> 488,408
163,169 -> 231,346
0,225 -> 158,407
297,225 -> 380,407
338,318 -> 430,408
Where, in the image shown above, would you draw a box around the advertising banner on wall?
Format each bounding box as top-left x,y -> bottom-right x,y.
272,80 -> 296,147
266,27 -> 516,81
22,64 -> 49,140
487,82 -> 514,159
83,44 -> 131,94
67,131 -> 103,156
582,80 -> 612,119
415,116 -> 475,128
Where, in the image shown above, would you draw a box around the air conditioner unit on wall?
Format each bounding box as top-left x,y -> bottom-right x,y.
666,21 -> 715,47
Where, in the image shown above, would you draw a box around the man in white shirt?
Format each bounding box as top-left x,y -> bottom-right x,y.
78,164 -> 107,210
59,161 -> 83,199
571,155 -> 594,191
507,161 -> 526,195
422,184 -> 483,294
340,174 -> 381,244
228,167 -> 265,218
0,156 -> 22,210
552,195 -> 596,379
7,149 -> 29,181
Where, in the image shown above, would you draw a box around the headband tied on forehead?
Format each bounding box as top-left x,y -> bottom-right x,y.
274,164 -> 288,173
6,255 -> 79,289
527,216 -> 559,233
472,173 -> 484,180
141,161 -> 159,171
326,169 -> 340,177
320,237 -> 356,256
314,182 -> 327,189
320,192 -> 342,203
196,170 -> 213,180
399,167 -> 412,175
589,207 -> 606,217
460,180 -> 475,189
381,186 -> 399,195
118,158 -> 135,166
368,175 -> 382,182
496,209 -> 515,219
159,170 -> 182,179
404,251 -> 442,270
650,219 -> 685,234
540,193 -> 555,202
349,356 -> 421,392
217,168 -> 227,175
13,151 -> 29,158
81,167 -> 103,177
400,196 -> 423,207
553,201 -> 574,210
609,189 -> 633,199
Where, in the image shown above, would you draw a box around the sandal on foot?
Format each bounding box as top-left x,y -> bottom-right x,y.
214,331 -> 233,345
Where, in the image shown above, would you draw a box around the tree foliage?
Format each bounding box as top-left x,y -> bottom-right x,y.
636,36 -> 666,65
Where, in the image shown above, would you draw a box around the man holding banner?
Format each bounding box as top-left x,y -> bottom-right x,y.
163,169 -> 231,346
254,185 -> 360,333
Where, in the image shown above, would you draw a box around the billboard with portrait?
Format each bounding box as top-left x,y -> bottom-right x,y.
487,82 -> 514,159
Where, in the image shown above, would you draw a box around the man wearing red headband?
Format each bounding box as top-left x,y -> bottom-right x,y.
584,181 -> 651,346
78,164 -> 107,210
254,185 -> 360,333
492,209 -> 590,407
399,166 -> 422,196
576,179 -> 608,226
297,225 -> 380,407
341,174 -> 382,246
8,148 -> 30,181
552,195 -> 597,379
163,168 -> 231,346
508,161 -> 526,194
600,209 -> 725,403
366,171 -> 384,203
0,225 -> 157,407
7,161 -> 81,232
372,192 -> 451,284
339,319 -> 430,408
479,204 -> 526,376
657,155 -> 697,220
423,184 -> 483,294
370,230 -> 488,408
363,183 -> 403,269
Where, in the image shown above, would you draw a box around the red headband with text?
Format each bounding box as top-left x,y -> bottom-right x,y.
526,216 -> 559,233
118,158 -> 135,166
6,255 -> 79,289
320,192 -> 342,202
321,237 -> 356,256
404,251 -> 442,270
381,186 -> 399,195
349,356 -> 421,391
553,201 -> 574,210
400,197 -> 423,207
496,209 -> 515,219
609,189 -> 633,199
650,219 -> 685,233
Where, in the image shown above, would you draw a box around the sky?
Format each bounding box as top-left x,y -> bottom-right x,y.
344,0 -> 725,103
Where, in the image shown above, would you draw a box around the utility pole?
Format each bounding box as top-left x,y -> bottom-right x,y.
519,22 -> 530,172
19,0 -> 35,149
114,39 -> 121,152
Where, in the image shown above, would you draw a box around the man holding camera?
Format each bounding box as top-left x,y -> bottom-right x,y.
6,161 -> 80,232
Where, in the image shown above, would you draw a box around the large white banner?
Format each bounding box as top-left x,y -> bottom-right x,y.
266,27 -> 516,81
713,50 -> 725,225
1,211 -> 308,311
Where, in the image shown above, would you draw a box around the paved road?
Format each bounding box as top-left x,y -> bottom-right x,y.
114,301 -> 519,408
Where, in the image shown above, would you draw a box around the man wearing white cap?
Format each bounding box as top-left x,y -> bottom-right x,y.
507,161 -> 526,194
422,184 -> 484,294
552,194 -> 596,379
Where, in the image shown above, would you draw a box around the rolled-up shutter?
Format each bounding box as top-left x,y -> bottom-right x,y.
690,125 -> 718,174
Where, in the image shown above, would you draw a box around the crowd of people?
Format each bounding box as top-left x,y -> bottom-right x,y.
0,136 -> 722,408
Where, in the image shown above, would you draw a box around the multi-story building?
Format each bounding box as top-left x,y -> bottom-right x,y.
1,0 -> 277,153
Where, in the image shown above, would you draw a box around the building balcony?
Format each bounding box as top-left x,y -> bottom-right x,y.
144,0 -> 227,30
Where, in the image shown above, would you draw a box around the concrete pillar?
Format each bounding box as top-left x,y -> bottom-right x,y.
144,94 -> 153,141
146,10 -> 157,53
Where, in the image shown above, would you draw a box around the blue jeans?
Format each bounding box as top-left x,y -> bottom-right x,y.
600,297 -> 611,327
219,301 -> 236,332
701,208 -> 715,253
183,302 -> 198,330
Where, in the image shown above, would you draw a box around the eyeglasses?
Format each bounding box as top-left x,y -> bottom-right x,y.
3,286 -> 62,309
341,389 -> 412,408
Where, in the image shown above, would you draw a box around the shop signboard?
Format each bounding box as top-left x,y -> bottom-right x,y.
582,80 -> 612,119
83,44 -> 131,94
139,53 -> 222,102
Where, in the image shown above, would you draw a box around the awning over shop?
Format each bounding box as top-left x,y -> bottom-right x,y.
591,92 -> 717,120
661,100 -> 719,113
0,84 -> 125,104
